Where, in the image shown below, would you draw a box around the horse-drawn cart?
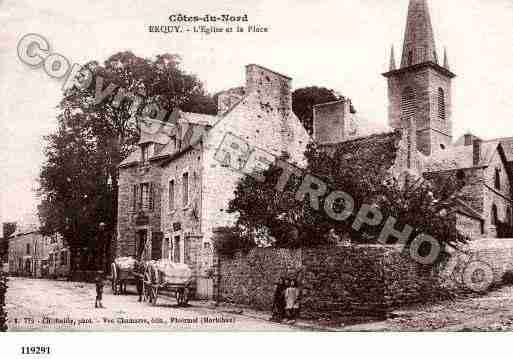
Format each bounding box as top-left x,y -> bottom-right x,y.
111,257 -> 139,295
143,260 -> 195,306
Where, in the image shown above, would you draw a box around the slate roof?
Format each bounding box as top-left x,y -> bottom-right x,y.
119,110 -> 217,168
489,137 -> 513,163
320,130 -> 402,170
424,141 -> 501,172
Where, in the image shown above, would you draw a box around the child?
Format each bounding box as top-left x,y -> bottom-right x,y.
270,277 -> 286,322
284,279 -> 300,323
95,271 -> 105,309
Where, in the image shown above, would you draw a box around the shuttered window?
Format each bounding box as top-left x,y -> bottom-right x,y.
132,184 -> 138,210
183,172 -> 189,206
401,87 -> 416,120
438,88 -> 446,120
169,180 -> 175,211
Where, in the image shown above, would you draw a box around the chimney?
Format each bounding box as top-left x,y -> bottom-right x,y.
313,99 -> 351,145
464,133 -> 473,146
473,139 -> 482,166
245,64 -> 292,113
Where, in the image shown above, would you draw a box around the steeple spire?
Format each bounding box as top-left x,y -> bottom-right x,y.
400,0 -> 437,68
389,45 -> 397,71
443,47 -> 450,70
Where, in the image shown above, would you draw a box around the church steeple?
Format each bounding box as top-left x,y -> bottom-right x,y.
383,0 -> 456,156
401,0 -> 438,68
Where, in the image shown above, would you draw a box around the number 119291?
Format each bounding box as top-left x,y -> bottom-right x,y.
21,346 -> 51,355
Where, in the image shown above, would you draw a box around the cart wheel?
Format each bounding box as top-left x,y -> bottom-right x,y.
152,287 -> 158,306
143,283 -> 150,302
175,290 -> 182,306
111,263 -> 117,295
182,288 -> 189,306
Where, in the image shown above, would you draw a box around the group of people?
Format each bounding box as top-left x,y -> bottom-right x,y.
270,277 -> 300,323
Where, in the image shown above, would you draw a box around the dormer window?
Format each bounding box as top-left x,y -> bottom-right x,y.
141,143 -> 154,163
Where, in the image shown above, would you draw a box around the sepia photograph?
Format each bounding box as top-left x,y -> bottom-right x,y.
2,0 -> 513,354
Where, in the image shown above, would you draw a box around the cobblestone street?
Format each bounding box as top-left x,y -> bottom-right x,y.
5,277 -> 296,332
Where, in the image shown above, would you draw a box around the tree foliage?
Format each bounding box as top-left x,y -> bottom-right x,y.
228,142 -> 468,252
38,52 -> 216,270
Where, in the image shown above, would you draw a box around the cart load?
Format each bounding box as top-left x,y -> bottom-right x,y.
145,260 -> 193,286
143,260 -> 195,306
111,257 -> 139,294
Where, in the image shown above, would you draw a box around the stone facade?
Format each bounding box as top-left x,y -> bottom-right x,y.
383,0 -> 455,156
117,160 -> 166,261
7,231 -> 65,278
312,0 -> 513,240
160,146 -> 204,274
425,141 -> 512,238
116,64 -> 311,298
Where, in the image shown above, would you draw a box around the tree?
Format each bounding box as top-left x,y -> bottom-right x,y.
228,142 -> 468,253
292,87 -> 354,135
38,52 -> 216,272
1,223 -> 16,262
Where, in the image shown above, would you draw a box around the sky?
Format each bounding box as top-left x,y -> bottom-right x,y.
1,0 -> 513,225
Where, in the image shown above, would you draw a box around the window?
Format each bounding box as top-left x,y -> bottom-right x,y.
132,184 -> 139,211
495,169 -> 501,191
26,244 -> 30,255
182,172 -> 189,206
141,183 -> 150,209
173,236 -> 181,263
507,207 -> 512,226
60,251 -> 67,266
438,88 -> 446,120
408,50 -> 413,66
401,87 -> 416,120
168,180 -> 175,211
141,143 -> 154,163
492,204 -> 499,226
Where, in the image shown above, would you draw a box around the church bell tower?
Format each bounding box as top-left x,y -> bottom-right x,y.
383,0 -> 456,155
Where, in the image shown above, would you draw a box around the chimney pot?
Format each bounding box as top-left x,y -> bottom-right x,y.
473,139 -> 482,166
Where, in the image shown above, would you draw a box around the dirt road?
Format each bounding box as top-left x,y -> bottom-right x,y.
5,277 -> 295,331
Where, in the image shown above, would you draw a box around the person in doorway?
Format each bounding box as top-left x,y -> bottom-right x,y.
270,277 -> 286,322
284,279 -> 300,323
95,271 -> 105,309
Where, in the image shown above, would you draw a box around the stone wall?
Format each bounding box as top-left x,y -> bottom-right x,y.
440,239 -> 513,292
219,248 -> 302,310
218,240 -> 513,316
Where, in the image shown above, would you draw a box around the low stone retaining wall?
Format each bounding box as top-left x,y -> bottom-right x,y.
218,239 -> 513,316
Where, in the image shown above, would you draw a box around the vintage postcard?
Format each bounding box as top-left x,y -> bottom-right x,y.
2,0 -> 513,342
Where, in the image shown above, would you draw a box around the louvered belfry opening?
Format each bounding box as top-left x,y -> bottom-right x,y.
438,87 -> 446,120
401,87 -> 416,120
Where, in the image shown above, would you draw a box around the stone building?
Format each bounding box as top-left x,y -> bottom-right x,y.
314,0 -> 513,238
116,64 -> 310,297
7,224 -> 66,278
